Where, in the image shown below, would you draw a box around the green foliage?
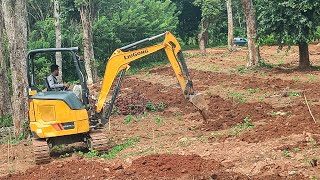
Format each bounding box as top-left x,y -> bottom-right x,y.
146,101 -> 157,112
100,137 -> 140,159
289,91 -> 302,97
282,149 -> 290,157
293,147 -> 299,154
236,66 -> 249,74
257,0 -> 320,44
247,88 -> 260,94
308,74 -> 318,82
78,137 -> 139,159
155,117 -> 163,125
146,101 -> 167,112
0,115 -> 13,128
59,153 -> 71,158
124,115 -> 134,124
226,90 -> 247,104
93,0 -> 179,75
232,116 -> 254,134
194,0 -> 224,19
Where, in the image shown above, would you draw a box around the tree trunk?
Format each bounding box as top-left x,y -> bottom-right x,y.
2,0 -> 28,137
54,0 -> 62,81
242,0 -> 259,67
298,42 -> 310,69
79,5 -> 97,84
0,1 -> 12,116
227,0 -> 234,51
198,17 -> 209,55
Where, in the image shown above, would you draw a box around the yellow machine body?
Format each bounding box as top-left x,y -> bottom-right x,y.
29,99 -> 89,138
28,31 -> 197,139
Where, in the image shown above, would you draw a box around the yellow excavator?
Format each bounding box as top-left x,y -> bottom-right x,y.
27,31 -> 206,164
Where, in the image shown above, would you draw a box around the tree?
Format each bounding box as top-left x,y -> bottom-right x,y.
172,0 -> 202,45
242,0 -> 259,66
194,0 -> 224,55
226,0 -> 234,51
93,0 -> 179,64
2,0 -> 28,137
54,0 -> 62,81
76,0 -> 97,84
257,0 -> 320,69
0,0 -> 12,117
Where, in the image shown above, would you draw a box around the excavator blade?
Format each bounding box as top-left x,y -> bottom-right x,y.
189,93 -> 208,111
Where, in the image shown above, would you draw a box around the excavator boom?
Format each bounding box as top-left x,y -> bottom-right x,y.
95,32 -> 206,127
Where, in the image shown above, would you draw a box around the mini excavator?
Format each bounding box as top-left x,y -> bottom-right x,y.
27,32 -> 206,164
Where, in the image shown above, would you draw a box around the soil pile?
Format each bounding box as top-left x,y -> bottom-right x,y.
3,154 -> 247,180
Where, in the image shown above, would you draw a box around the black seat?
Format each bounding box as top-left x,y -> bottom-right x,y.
44,77 -> 52,91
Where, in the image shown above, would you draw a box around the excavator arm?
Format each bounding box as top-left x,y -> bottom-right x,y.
94,32 -> 203,127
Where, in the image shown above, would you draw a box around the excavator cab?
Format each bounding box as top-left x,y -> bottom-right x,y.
26,32 -> 206,165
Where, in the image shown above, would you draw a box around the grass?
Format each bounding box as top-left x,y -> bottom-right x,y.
292,77 -> 300,86
78,137 -> 140,159
0,115 -> 13,128
293,147 -> 300,154
232,116 -> 254,135
124,115 -> 134,124
0,132 -> 25,145
247,88 -> 260,94
209,66 -> 220,72
308,74 -> 317,82
210,116 -> 255,137
155,117 -> 163,125
226,90 -> 247,104
236,66 -> 250,74
282,149 -> 290,157
146,101 -> 167,112
289,91 -> 302,97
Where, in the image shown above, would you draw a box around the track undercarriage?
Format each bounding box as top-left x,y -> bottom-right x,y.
32,130 -> 108,164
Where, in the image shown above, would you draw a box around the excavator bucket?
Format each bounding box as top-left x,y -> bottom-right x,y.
189,93 -> 208,111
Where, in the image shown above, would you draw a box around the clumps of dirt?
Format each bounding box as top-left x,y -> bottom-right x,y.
3,154 -> 248,180
239,103 -> 320,143
3,158 -> 113,180
117,154 -> 247,180
109,92 -> 149,115
122,77 -> 198,115
200,95 -> 273,131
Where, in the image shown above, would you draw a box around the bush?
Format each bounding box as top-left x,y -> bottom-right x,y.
0,115 -> 13,128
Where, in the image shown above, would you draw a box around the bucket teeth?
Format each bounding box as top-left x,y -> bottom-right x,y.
189,93 -> 208,111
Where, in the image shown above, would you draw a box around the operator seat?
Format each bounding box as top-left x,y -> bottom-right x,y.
44,77 -> 52,91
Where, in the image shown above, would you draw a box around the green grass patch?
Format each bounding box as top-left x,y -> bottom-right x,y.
289,91 -> 302,97
0,115 -> 13,128
282,149 -> 290,157
211,116 -> 255,137
155,117 -> 163,125
226,90 -> 247,104
232,116 -> 254,135
78,137 -> 140,159
146,101 -> 167,112
124,115 -> 134,124
308,74 -> 317,82
247,88 -> 260,94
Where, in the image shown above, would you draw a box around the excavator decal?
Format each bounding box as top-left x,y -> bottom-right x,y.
124,49 -> 149,60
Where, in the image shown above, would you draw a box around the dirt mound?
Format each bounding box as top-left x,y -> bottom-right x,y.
117,154 -> 246,179
240,103 -> 320,143
201,95 -> 273,131
122,77 -> 198,115
110,91 -> 149,115
3,154 -> 247,180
